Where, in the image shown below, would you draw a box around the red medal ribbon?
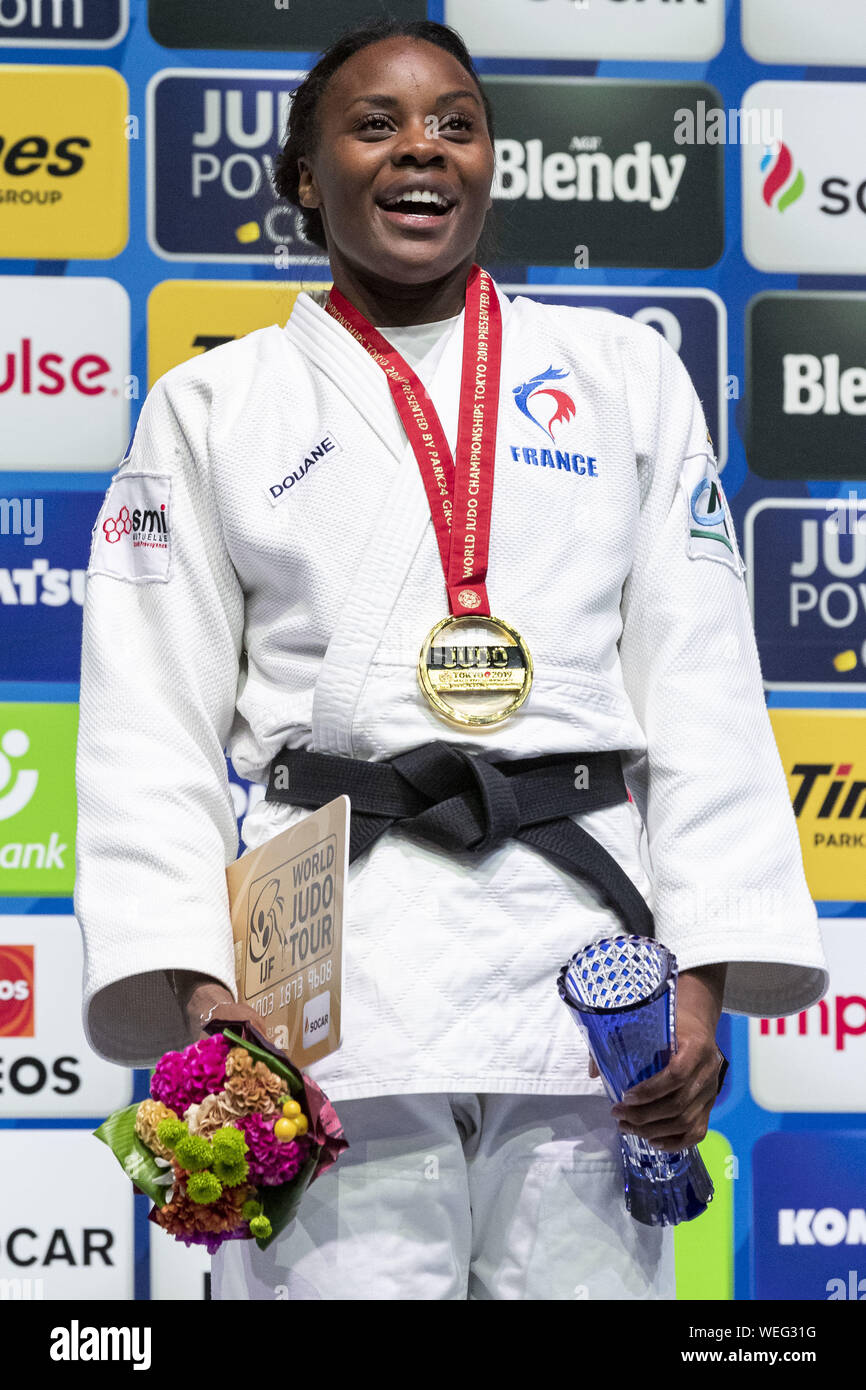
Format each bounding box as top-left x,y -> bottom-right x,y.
325,263 -> 502,617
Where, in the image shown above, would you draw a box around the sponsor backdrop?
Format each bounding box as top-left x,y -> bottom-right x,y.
0,0 -> 862,1304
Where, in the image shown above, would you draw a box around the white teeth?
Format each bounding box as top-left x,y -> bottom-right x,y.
384,189 -> 449,209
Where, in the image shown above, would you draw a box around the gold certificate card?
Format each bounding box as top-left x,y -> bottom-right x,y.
225,796 -> 349,1066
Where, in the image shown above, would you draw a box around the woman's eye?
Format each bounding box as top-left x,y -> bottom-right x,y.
439,113 -> 474,133
357,113 -> 393,132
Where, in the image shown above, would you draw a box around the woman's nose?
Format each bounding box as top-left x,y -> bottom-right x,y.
390,118 -> 446,163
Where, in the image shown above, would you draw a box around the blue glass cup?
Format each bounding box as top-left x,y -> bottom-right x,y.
557,934 -> 713,1227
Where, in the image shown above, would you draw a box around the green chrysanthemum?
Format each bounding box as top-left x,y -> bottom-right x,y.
241,1198 -> 262,1221
155,1116 -> 187,1149
174,1133 -> 214,1173
211,1126 -> 247,1159
186,1170 -> 223,1204
212,1155 -> 250,1188
249,1214 -> 272,1239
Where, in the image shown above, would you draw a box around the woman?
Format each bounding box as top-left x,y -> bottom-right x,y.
75,18 -> 827,1300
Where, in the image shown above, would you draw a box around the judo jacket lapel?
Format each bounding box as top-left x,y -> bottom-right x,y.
288,281 -> 512,756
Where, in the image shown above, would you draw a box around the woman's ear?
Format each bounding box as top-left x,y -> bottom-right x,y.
297,158 -> 320,209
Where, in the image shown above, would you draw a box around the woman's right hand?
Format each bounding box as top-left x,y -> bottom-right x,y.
173,971 -> 266,1043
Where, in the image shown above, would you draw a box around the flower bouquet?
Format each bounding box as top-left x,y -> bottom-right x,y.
94,1020 -> 347,1254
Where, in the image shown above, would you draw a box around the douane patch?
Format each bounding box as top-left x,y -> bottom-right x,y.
87,472 -> 172,583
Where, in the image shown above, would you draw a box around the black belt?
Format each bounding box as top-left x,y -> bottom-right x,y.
265,741 -> 654,939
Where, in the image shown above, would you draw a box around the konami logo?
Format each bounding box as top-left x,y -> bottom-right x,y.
779,1208 -> 866,1246
0,945 -> 34,1037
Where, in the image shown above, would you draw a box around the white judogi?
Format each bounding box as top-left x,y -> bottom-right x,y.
74,276 -> 828,1109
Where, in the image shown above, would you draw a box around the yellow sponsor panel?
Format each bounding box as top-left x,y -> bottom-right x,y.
0,65 -> 128,260
770,708 -> 866,901
147,279 -> 331,387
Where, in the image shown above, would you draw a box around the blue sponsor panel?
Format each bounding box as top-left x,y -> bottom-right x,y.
745,498 -> 866,691
753,1132 -> 866,1300
0,491 -> 102,682
147,70 -> 323,265
0,0 -> 127,46
504,287 -> 724,466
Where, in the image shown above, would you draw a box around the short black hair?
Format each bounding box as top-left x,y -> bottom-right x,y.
272,17 -> 495,253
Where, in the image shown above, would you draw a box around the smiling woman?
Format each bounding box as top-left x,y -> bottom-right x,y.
74,16 -> 827,1305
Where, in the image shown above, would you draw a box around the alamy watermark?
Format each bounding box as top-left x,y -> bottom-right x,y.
674,102 -> 783,147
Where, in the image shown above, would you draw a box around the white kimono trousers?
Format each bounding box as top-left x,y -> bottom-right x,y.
74,275 -> 828,1102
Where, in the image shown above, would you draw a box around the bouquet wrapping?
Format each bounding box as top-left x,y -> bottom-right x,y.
94,1018 -> 347,1254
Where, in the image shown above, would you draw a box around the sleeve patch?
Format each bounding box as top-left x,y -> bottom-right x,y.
680,454 -> 745,579
87,472 -> 172,583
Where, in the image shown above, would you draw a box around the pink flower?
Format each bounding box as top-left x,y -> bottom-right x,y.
234,1114 -> 313,1186
150,1033 -> 231,1114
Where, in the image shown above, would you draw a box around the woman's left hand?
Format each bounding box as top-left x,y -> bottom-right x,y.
606,962 -> 728,1151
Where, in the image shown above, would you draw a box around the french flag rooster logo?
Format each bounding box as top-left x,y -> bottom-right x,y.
513,366 -> 576,441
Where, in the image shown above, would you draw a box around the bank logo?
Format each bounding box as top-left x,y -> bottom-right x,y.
148,0 -> 425,52
513,367 -> 575,441
445,0 -> 724,61
743,82 -> 866,274
0,705 -> 77,897
753,1132 -> 866,1299
746,292 -> 866,482
743,0 -> 866,68
0,66 -> 127,260
485,79 -> 723,268
769,709 -> 866,901
750,921 -> 864,1113
761,140 -> 804,212
0,0 -> 128,47
0,945 -> 34,1038
147,70 -> 326,265
0,278 -> 129,472
746,498 -> 866,690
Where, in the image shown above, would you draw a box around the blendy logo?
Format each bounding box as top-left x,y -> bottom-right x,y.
0,945 -> 34,1037
0,66 -> 127,259
0,0 -> 128,48
493,137 -> 686,212
148,70 -> 320,264
483,80 -> 723,267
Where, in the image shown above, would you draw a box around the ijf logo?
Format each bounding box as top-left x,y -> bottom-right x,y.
680,455 -> 744,577
0,944 -> 34,1037
513,367 -> 576,442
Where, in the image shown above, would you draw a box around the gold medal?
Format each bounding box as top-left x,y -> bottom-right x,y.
418,614 -> 533,728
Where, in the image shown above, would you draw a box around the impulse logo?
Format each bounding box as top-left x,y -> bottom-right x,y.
760,993 -> 866,1053
761,140 -> 805,213
512,367 -> 576,441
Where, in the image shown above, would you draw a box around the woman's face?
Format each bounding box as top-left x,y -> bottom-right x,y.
298,37 -> 495,288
